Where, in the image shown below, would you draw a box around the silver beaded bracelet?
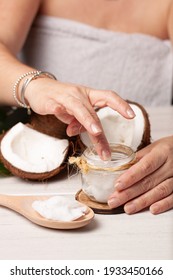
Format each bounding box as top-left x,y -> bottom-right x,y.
13,71 -> 57,114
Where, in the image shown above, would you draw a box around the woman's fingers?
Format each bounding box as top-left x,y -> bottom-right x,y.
28,80 -> 135,160
55,84 -> 135,135
62,88 -> 135,159
66,110 -> 111,159
108,146 -> 172,208
88,133 -> 111,160
43,95 -> 111,159
150,192 -> 173,214
115,147 -> 167,191
108,137 -> 173,214
66,119 -> 86,136
29,80 -> 135,137
66,118 -> 111,160
108,161 -> 167,208
124,178 -> 173,214
55,94 -> 103,135
88,88 -> 135,119
42,95 -> 103,135
108,174 -> 173,214
57,92 -> 113,158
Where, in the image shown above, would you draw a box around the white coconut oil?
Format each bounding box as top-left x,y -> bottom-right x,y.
81,144 -> 136,203
32,196 -> 87,221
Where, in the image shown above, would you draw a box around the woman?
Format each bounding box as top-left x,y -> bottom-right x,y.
0,0 -> 173,214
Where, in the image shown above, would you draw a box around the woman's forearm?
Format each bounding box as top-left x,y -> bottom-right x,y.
0,42 -> 36,106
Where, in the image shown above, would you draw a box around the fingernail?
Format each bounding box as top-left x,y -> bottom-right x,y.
124,203 -> 136,214
150,204 -> 160,214
102,150 -> 111,161
127,108 -> 135,118
91,123 -> 102,134
108,197 -> 121,208
114,181 -> 123,190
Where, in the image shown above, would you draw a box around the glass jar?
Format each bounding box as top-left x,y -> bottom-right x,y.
81,143 -> 136,203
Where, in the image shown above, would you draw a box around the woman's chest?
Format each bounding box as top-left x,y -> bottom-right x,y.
39,0 -> 170,38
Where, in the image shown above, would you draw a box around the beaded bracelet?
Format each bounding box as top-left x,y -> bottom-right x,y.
13,71 -> 40,109
13,71 -> 57,115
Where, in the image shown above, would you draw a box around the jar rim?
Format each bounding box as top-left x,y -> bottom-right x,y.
83,143 -> 135,169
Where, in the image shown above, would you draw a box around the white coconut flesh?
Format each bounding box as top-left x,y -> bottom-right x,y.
0,122 -> 69,173
80,104 -> 145,151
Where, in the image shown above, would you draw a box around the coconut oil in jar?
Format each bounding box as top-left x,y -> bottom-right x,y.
81,144 -> 136,203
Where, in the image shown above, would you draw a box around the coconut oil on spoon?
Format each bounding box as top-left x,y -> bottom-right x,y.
0,194 -> 94,229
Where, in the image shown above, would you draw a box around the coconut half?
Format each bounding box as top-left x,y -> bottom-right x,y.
0,122 -> 69,180
79,101 -> 151,152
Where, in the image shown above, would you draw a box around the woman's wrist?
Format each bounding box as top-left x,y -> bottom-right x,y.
13,70 -> 57,114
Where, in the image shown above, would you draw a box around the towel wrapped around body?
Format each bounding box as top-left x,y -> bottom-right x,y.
21,15 -> 173,106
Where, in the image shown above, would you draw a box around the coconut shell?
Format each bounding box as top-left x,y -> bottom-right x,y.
29,113 -> 68,139
0,138 -> 69,181
127,100 -> 151,150
29,112 -> 79,154
0,125 -> 70,181
0,151 -> 66,180
77,100 -> 151,152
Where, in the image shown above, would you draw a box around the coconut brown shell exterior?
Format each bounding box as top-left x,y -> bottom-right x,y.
127,100 -> 151,150
77,100 -> 151,152
30,113 -> 68,139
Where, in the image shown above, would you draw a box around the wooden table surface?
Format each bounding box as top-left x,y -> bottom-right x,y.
0,107 -> 173,260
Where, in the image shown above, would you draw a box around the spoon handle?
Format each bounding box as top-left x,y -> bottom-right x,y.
0,194 -> 21,212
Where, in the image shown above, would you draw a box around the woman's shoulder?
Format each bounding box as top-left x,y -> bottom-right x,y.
138,0 -> 172,39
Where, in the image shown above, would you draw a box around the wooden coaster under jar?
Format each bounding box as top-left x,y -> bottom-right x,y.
75,189 -> 125,214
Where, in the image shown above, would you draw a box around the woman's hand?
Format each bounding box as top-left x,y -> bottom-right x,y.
25,78 -> 135,160
108,136 -> 173,214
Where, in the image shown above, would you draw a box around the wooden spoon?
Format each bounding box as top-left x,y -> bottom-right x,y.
0,194 -> 94,229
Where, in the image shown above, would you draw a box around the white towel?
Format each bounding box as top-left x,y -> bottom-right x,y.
21,15 -> 173,106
